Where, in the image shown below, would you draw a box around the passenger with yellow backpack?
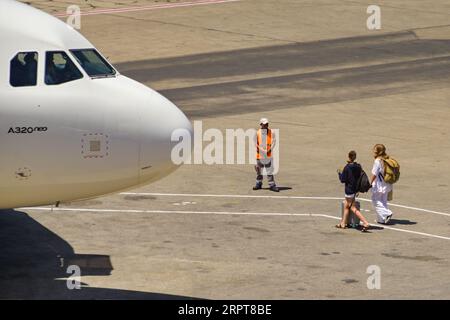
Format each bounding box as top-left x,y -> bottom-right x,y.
370,144 -> 400,224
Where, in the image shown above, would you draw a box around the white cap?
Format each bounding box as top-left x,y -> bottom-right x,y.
260,117 -> 269,125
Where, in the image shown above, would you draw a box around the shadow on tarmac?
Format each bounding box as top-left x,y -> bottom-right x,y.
117,31 -> 450,118
0,209 -> 197,299
387,219 -> 417,226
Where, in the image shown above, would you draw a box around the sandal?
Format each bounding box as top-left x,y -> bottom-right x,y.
361,224 -> 370,232
335,224 -> 347,229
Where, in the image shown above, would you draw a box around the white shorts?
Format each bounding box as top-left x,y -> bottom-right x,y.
345,194 -> 356,199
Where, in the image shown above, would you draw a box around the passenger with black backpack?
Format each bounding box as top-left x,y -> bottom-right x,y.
336,151 -> 370,232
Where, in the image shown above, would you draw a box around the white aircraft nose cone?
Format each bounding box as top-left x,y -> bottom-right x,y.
139,91 -> 192,183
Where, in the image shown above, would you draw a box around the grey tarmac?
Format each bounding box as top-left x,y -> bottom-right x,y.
2,0 -> 450,299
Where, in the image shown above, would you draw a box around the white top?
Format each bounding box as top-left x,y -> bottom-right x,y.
372,158 -> 392,193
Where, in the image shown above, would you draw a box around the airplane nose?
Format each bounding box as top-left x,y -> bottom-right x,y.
138,91 -> 192,183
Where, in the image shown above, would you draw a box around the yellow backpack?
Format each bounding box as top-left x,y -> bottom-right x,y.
383,157 -> 400,184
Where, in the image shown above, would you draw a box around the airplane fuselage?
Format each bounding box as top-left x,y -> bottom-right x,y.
0,0 -> 192,209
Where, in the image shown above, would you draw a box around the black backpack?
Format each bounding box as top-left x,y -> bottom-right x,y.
356,169 -> 371,193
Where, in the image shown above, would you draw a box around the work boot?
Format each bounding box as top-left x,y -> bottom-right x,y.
269,185 -> 279,192
253,182 -> 262,190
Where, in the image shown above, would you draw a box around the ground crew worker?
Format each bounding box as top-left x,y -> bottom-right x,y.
253,118 -> 279,192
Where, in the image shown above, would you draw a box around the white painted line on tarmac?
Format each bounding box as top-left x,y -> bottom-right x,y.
54,0 -> 241,18
121,192 -> 450,217
121,192 -> 343,201
20,207 -> 450,241
19,206 -> 313,217
319,214 -> 450,241
373,223 -> 450,241
359,200 -> 450,218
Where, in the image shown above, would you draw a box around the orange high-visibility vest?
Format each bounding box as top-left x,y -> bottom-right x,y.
256,129 -> 272,159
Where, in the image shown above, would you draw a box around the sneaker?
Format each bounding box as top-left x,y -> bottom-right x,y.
385,215 -> 393,224
253,183 -> 262,190
269,185 -> 279,192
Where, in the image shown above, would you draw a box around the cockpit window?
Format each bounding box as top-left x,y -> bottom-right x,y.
45,51 -> 83,85
70,49 -> 116,78
10,52 -> 38,87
